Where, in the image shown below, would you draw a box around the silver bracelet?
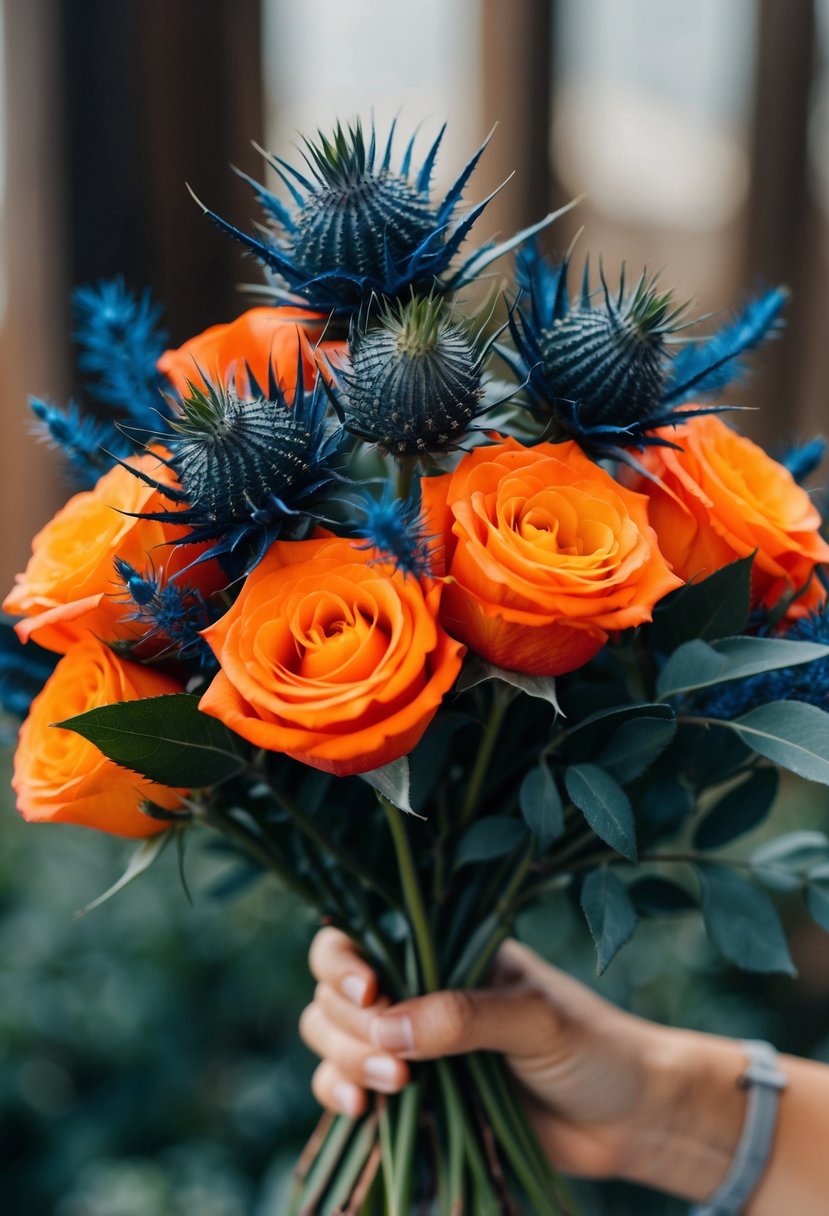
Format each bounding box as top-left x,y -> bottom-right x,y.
689,1040 -> 787,1216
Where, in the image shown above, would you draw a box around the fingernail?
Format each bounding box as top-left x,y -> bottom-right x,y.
333,1081 -> 363,1116
363,1055 -> 400,1091
371,1014 -> 414,1054
341,974 -> 369,1006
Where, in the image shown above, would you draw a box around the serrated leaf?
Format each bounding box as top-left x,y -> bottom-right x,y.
693,769 -> 778,850
361,756 -> 413,814
455,817 -> 530,867
637,775 -> 695,843
726,702 -> 829,786
519,762 -> 564,852
657,637 -> 829,699
457,658 -> 562,713
75,833 -> 170,918
581,867 -> 638,973
750,830 -> 829,891
59,694 -> 245,787
597,715 -> 676,784
697,863 -> 795,974
805,863 -> 829,932
629,876 -> 696,917
564,764 -> 637,861
650,555 -> 753,652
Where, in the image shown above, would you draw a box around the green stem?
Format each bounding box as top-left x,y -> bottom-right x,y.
381,797 -> 440,992
395,455 -> 420,501
200,805 -> 319,908
435,1061 -> 466,1212
392,1080 -> 422,1215
451,842 -> 535,989
377,1096 -> 397,1216
461,687 -> 511,827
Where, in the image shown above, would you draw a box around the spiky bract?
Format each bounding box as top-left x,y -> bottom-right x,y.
503,242 -> 788,461
352,484 -> 435,579
328,295 -> 490,454
30,397 -> 133,489
192,118 -> 567,316
113,558 -> 213,662
0,616 -> 58,721
131,361 -> 342,572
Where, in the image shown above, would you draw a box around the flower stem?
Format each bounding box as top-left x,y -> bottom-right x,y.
381,796 -> 440,992
461,685 -> 511,828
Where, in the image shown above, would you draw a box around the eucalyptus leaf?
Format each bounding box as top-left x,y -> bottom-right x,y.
75,833 -> 170,918
58,694 -> 246,787
693,769 -> 778,850
581,867 -> 638,973
519,762 -> 564,852
597,715 -> 676,784
455,817 -> 530,867
457,658 -> 562,713
360,756 -> 413,814
726,702 -> 829,786
750,831 -> 829,891
564,764 -> 638,861
805,864 -> 829,932
697,863 -> 795,974
657,637 -> 829,699
650,555 -> 753,652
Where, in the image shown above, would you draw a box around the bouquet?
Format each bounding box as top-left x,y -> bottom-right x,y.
4,117 -> 829,1214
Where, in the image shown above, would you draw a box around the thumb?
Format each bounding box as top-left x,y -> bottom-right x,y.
369,986 -> 558,1061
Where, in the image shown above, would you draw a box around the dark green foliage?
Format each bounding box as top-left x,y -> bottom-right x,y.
696,864 -> 795,975
564,764 -> 637,861
580,867 -> 639,973
454,817 -> 530,867
693,769 -> 779,850
649,556 -> 753,653
59,694 -> 246,788
519,762 -> 564,853
656,636 -> 829,699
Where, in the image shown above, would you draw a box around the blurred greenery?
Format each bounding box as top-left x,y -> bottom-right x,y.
2,736 -> 829,1215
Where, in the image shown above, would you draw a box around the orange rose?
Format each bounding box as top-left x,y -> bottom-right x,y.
157,306 -> 344,398
422,437 -> 682,676
3,454 -> 220,654
199,536 -> 465,777
626,415 -> 829,617
13,638 -> 184,837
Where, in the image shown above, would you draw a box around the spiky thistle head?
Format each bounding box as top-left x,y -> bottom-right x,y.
190,117 -> 569,317
327,294 -> 492,454
351,483 -> 435,579
131,360 -> 343,573
503,241 -> 788,463
112,557 -> 213,662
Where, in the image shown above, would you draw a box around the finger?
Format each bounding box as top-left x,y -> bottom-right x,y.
308,927 -> 379,1008
311,1061 -> 367,1117
315,982 -> 391,1042
369,985 -> 561,1062
492,939 -> 614,1024
300,1001 -> 410,1093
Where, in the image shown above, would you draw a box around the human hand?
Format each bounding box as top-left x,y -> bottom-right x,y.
299,928 -> 747,1188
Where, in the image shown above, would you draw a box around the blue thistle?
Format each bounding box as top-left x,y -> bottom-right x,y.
779,436 -> 826,485
502,241 -> 787,462
326,294 -> 497,454
190,118 -> 568,317
352,484 -> 434,579
704,609 -> 829,719
112,558 -> 213,662
73,278 -> 171,429
126,357 -> 342,573
30,397 -> 134,488
0,616 -> 58,720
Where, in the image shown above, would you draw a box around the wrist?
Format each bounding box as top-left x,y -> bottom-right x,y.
618,1024 -> 749,1202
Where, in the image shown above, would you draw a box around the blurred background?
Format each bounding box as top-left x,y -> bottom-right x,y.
1,1 -> 829,1212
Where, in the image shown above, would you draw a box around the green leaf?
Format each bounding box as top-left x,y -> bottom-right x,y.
562,702 -> 675,761
693,769 -> 779,850
519,762 -> 564,852
650,555 -> 753,651
455,817 -> 530,867
75,833 -> 171,918
629,876 -> 696,917
361,756 -> 413,814
805,863 -> 829,932
637,775 -> 695,842
697,863 -> 795,975
581,867 -> 638,973
564,764 -> 638,861
657,636 -> 829,699
58,694 -> 246,787
726,702 -> 829,786
597,715 -> 676,784
457,658 -> 562,713
751,831 -> 829,891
